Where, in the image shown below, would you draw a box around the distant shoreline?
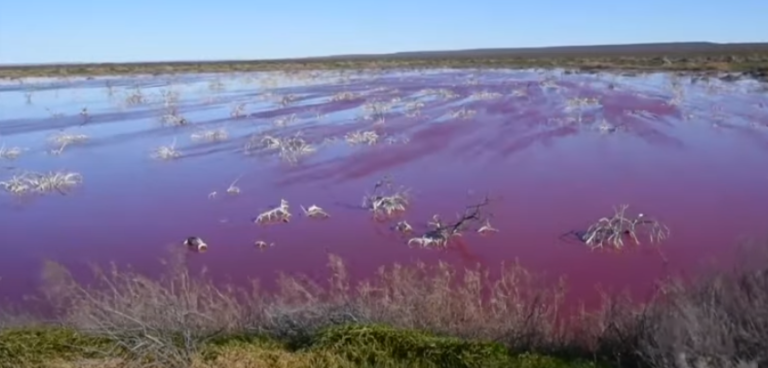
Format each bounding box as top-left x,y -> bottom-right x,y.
2,42 -> 768,78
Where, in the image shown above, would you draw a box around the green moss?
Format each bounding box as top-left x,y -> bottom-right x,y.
311,324 -> 510,368
509,352 -> 604,368
200,334 -> 285,361
0,327 -> 110,367
0,325 -> 611,368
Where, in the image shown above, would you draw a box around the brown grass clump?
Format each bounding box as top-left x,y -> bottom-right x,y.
633,247 -> 768,367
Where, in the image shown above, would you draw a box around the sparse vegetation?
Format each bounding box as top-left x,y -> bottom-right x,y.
151,138 -> 182,160
230,102 -> 247,119
249,133 -> 317,164
47,131 -> 89,155
406,196 -> 493,249
361,101 -> 393,123
3,45 -> 768,79
581,205 -> 670,250
344,130 -> 380,145
254,240 -> 275,251
449,106 -> 477,119
2,244 -> 768,367
330,91 -> 362,102
0,170 -> 83,196
361,176 -> 410,219
225,175 -> 243,195
273,113 -> 297,127
0,143 -> 22,160
160,107 -> 189,126
124,87 -> 147,106
300,204 -> 330,219
254,199 -> 292,225
2,46 -> 768,368
190,127 -> 228,142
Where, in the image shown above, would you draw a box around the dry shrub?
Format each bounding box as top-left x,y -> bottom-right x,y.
36,251 -> 567,366
574,242 -> 768,368
635,246 -> 768,368
40,252 -> 262,368
27,241 -> 768,368
351,259 -> 566,351
574,291 -> 655,367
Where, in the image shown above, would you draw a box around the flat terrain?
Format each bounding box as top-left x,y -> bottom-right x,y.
2,68 -> 768,300
1,67 -> 767,367
2,42 -> 768,78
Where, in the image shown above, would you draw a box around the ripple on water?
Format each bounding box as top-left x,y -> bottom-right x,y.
1,69 -> 768,308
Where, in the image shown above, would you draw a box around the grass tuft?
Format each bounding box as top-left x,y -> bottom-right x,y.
151,138 -> 182,160
0,143 -> 22,160
0,171 -> 83,196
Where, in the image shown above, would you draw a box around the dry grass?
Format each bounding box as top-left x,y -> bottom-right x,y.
582,205 -> 670,250
48,131 -> 89,155
406,196 -> 494,249
151,138 -> 182,160
225,175 -> 243,195
0,142 -> 22,160
33,251 -> 567,367
273,114 -> 297,127
344,130 -> 380,146
160,107 -> 189,126
361,176 -> 411,219
190,127 -> 229,143
330,91 -> 362,102
250,134 -> 317,164
1,241 -> 768,367
404,101 -> 425,117
0,170 -> 83,196
300,204 -> 330,219
360,101 -> 393,123
470,91 -> 503,100
229,103 -> 247,119
449,106 -> 477,120
122,87 -> 148,107
254,199 -> 292,225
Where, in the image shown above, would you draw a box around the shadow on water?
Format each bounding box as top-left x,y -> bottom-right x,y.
1,69 -> 768,307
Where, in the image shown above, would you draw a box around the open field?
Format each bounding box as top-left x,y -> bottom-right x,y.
2,42 -> 768,78
1,67 -> 768,367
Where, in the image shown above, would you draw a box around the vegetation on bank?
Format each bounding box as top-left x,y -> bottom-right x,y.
0,245 -> 766,368
2,51 -> 768,78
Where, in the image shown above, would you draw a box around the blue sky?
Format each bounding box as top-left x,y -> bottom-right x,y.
0,0 -> 765,64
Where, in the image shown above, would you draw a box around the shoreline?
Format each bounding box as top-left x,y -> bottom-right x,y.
3,49 -> 768,79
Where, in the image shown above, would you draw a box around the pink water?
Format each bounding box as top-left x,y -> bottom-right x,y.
1,70 -> 767,308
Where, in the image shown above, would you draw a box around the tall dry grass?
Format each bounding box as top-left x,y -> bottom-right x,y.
3,241 -> 767,367
36,251 -> 566,366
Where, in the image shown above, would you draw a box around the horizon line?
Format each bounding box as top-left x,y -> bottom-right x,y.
2,41 -> 767,67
